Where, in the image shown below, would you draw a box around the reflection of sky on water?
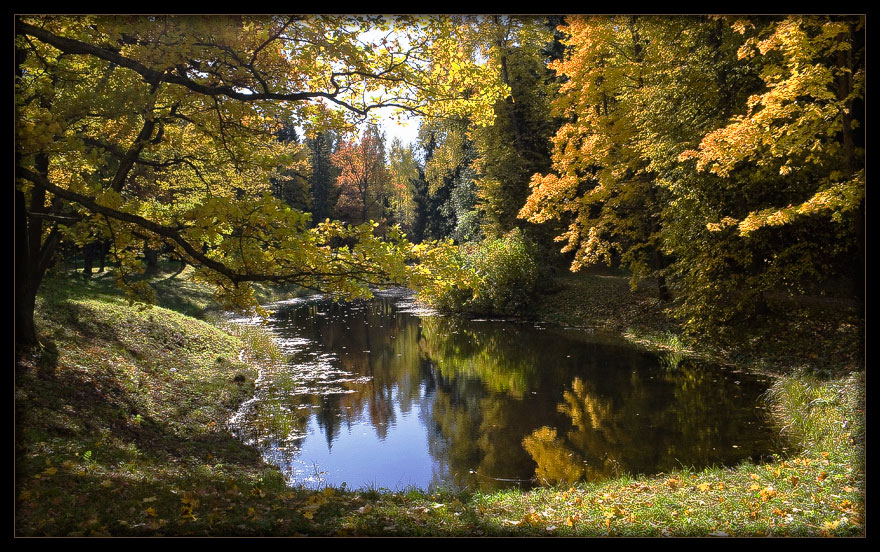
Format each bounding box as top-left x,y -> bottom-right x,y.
229,289 -> 782,492
284,385 -> 440,490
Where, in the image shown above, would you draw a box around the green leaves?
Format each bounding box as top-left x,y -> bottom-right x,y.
415,229 -> 539,315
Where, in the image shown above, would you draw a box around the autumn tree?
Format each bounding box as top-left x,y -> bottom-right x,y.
519,15 -> 675,299
520,15 -> 864,335
331,126 -> 389,225
386,137 -> 420,236
14,15 -> 507,348
675,15 -> 865,331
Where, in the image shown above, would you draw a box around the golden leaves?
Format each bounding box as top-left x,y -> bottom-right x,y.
665,478 -> 682,490
686,16 -> 863,191
730,173 -> 864,237
299,487 -> 336,521
180,493 -> 200,521
706,217 -> 739,233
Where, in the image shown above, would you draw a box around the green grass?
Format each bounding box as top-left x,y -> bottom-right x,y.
15,266 -> 864,536
15,266 -> 304,536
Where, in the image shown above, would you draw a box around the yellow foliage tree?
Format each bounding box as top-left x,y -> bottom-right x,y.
15,15 -> 507,347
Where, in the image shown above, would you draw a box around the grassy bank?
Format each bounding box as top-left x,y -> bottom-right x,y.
15,267 -> 864,536
535,270 -> 864,377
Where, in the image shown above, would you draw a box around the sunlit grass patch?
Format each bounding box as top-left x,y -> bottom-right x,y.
764,371 -> 863,458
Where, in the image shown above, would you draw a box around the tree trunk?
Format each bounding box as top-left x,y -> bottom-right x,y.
82,241 -> 100,278
144,245 -> 159,274
836,22 -> 865,302
657,275 -> 671,303
15,189 -> 38,348
16,154 -> 62,349
16,43 -> 58,350
98,240 -> 109,272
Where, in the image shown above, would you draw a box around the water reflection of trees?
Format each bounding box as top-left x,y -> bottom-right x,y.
271,297 -> 431,443
523,365 -> 777,485
235,295 -> 776,490
417,317 -> 549,397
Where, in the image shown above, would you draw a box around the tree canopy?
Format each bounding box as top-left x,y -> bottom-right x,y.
15,15 -> 507,346
519,15 -> 864,332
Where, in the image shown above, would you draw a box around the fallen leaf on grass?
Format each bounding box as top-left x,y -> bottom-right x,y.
517,512 -> 544,526
820,519 -> 843,535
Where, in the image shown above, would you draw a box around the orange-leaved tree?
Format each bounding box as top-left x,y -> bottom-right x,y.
331,126 -> 389,225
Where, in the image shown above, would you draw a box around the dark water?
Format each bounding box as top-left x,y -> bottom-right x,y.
229,289 -> 781,492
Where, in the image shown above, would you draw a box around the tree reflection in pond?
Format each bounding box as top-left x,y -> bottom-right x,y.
229,290 -> 780,491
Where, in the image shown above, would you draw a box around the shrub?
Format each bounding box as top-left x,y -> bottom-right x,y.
417,229 -> 539,316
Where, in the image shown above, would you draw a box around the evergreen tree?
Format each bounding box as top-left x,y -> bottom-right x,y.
307,130 -> 340,226
271,124 -> 311,212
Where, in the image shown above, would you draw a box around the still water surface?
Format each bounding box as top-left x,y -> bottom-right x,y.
229,289 -> 780,492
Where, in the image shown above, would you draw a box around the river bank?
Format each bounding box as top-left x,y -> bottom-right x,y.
15,266 -> 864,536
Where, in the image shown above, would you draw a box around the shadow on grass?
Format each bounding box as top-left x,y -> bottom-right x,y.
15,330 -> 286,536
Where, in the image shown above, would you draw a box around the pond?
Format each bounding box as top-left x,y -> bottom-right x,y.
229,289 -> 782,492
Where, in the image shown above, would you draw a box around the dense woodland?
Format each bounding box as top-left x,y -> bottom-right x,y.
16,14 -> 864,343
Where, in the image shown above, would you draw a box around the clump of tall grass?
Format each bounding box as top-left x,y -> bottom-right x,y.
226,323 -> 285,365
763,371 -> 860,457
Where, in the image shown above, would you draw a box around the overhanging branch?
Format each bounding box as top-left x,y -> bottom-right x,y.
16,20 -> 430,120
17,166 -> 401,288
